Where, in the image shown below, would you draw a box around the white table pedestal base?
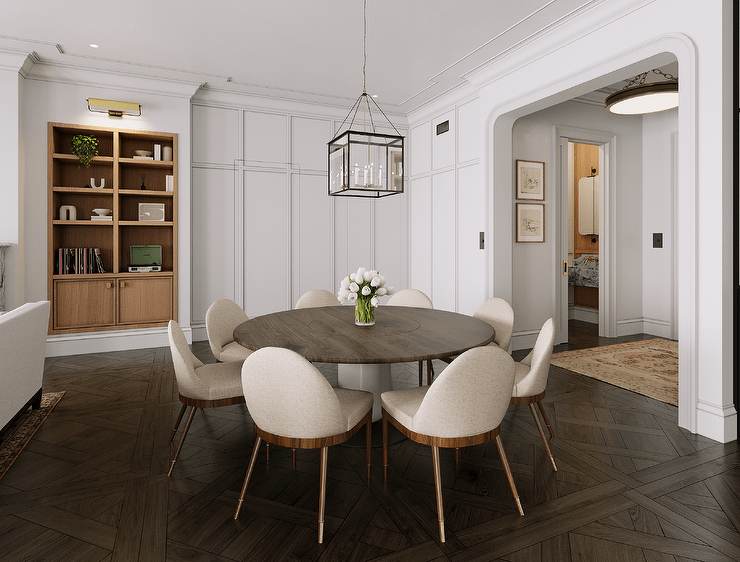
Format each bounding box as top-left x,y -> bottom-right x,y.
338,363 -> 392,422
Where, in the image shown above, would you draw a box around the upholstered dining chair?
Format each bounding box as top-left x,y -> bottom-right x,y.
167,320 -> 245,477
381,346 -> 523,543
205,299 -> 253,363
387,288 -> 435,385
511,317 -> 557,471
234,347 -> 373,544
295,289 -> 341,309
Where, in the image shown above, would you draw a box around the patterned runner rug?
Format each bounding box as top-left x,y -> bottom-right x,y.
0,391 -> 65,480
550,339 -> 678,405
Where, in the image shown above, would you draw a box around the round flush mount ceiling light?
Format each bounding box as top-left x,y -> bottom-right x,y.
605,69 -> 678,115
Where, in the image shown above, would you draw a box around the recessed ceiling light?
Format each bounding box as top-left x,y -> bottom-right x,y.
89,43 -> 99,49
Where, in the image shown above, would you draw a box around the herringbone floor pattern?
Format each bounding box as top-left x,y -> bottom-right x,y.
0,322 -> 738,561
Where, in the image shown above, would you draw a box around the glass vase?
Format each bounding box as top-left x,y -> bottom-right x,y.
354,298 -> 375,326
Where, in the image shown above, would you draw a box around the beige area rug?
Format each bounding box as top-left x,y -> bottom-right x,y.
550,339 -> 678,405
0,392 -> 65,480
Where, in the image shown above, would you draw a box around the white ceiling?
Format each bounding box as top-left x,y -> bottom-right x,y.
1,0 -> 611,113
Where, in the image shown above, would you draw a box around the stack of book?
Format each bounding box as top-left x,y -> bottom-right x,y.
166,174 -> 174,192
91,215 -> 112,221
56,248 -> 106,275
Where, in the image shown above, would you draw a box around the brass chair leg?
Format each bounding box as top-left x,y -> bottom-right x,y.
318,447 -> 328,544
530,403 -> 557,471
495,435 -> 524,516
431,446 -> 445,543
366,414 -> 372,481
537,400 -> 555,440
168,406 -> 196,477
292,448 -> 296,468
169,403 -> 187,442
382,412 -> 389,481
266,442 -> 270,462
234,436 -> 262,520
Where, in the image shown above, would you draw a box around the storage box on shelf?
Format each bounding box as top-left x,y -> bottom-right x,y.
47,122 -> 177,334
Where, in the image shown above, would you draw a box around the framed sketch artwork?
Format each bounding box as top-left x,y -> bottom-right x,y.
516,203 -> 545,243
516,159 -> 545,200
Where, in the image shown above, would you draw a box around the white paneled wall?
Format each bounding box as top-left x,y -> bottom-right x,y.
408,96 -> 486,315
191,99 -> 407,337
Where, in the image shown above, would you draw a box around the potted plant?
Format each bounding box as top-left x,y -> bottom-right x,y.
71,134 -> 99,168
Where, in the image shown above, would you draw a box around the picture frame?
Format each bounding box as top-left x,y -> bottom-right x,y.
516,159 -> 545,200
516,203 -> 545,243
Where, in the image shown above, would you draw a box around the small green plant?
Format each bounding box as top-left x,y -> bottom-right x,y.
71,135 -> 99,168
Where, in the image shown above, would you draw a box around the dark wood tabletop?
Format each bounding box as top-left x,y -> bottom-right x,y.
233,305 -> 495,364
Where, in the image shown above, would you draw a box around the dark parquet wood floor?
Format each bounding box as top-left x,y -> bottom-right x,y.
1,321 -> 739,561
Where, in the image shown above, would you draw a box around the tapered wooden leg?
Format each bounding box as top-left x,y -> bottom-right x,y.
318,447 -> 328,544
431,446 -> 445,542
530,403 -> 557,471
418,361 -> 423,386
537,400 -> 555,439
234,436 -> 262,520
427,360 -> 434,385
495,435 -> 524,516
455,447 -> 461,463
382,411 -> 389,482
168,406 -> 196,477
366,414 -> 372,481
169,403 -> 187,442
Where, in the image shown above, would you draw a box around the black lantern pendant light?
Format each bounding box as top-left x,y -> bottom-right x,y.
605,68 -> 678,115
328,0 -> 404,198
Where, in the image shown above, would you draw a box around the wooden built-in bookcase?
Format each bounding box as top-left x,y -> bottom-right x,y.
47,122 -> 177,334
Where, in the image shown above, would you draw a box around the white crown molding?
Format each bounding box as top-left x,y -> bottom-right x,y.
463,0 -> 653,90
24,58 -> 203,100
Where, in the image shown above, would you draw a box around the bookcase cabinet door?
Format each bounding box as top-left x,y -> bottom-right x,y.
53,278 -> 116,330
117,276 -> 173,325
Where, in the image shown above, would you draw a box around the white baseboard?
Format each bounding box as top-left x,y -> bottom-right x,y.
571,306 -> 598,324
45,324 -> 193,357
617,317 -> 673,339
697,400 -> 738,443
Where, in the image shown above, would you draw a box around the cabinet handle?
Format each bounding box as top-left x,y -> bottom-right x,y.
120,281 -> 125,288
563,260 -> 568,276
106,282 -> 112,289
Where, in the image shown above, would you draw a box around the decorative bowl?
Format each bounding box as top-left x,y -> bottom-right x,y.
135,150 -> 152,157
92,208 -> 112,216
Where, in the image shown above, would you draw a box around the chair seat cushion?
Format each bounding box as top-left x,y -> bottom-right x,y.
381,386 -> 430,431
334,388 -> 374,431
220,341 -> 253,363
192,361 -> 244,401
512,362 -> 540,398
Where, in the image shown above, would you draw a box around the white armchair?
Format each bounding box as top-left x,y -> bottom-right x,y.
0,301 -> 50,435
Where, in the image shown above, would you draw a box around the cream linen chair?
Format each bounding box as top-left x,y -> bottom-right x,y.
474,297 -> 514,352
511,317 -> 557,471
205,299 -> 253,363
295,289 -> 340,309
234,347 -> 373,544
387,288 -> 435,385
167,320 -> 245,477
381,346 -> 523,543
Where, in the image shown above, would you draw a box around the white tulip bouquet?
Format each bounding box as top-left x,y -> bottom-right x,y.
337,267 -> 394,325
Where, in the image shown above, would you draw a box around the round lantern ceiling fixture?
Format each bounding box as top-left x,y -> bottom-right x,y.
605,69 -> 678,115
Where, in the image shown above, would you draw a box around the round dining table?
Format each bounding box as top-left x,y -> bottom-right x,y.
233,305 -> 495,421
